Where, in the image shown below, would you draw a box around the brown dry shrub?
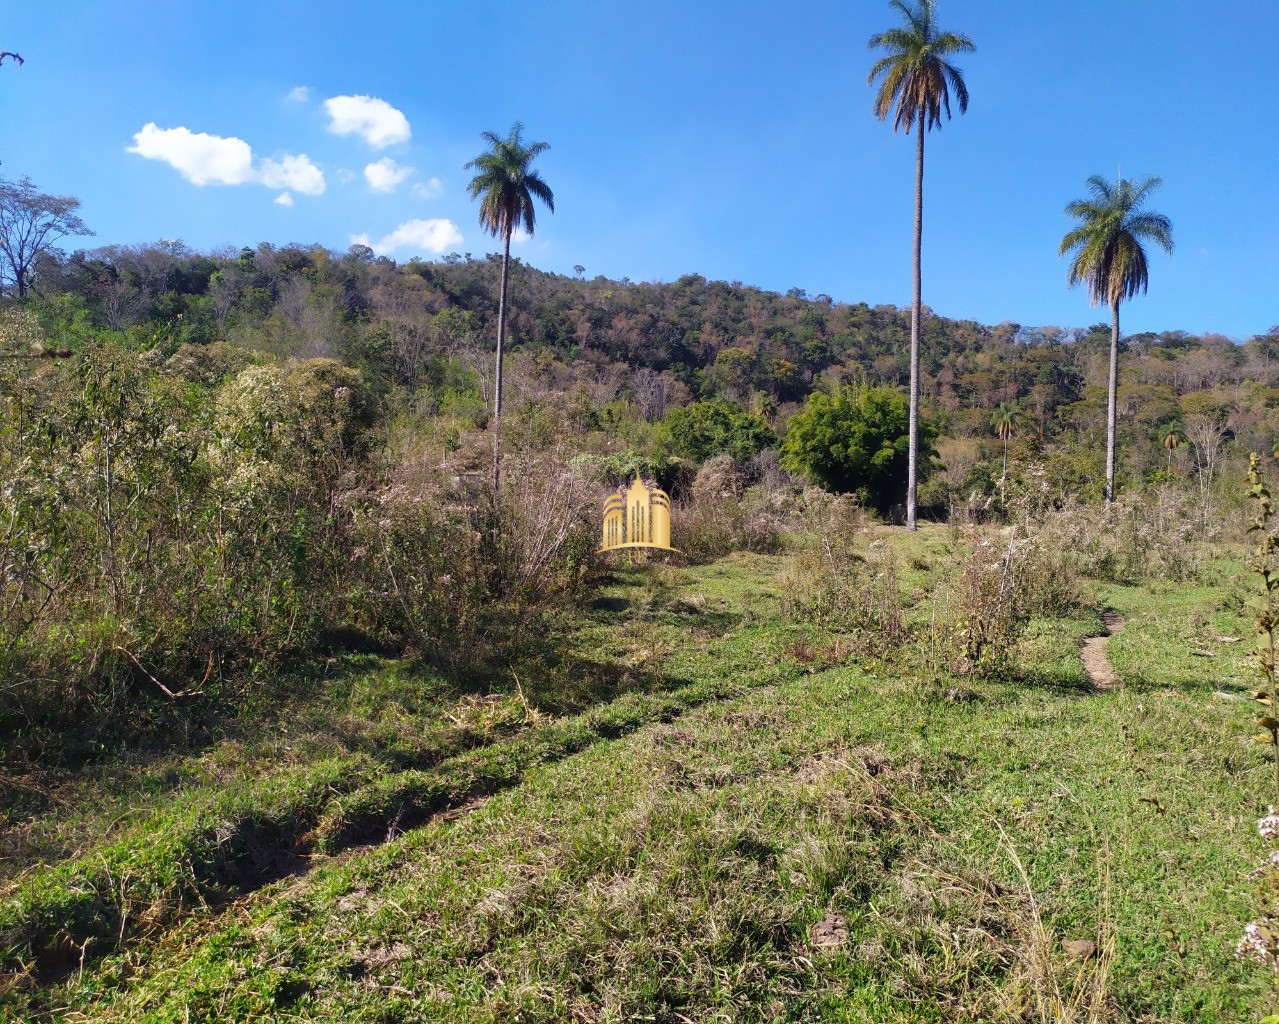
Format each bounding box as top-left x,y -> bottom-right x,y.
1016,485 -> 1210,583
919,524 -> 1083,679
671,455 -> 782,562
346,447 -> 601,669
780,491 -> 905,657
949,533 -> 1021,676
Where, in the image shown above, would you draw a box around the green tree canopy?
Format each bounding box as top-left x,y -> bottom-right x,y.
659,399 -> 774,463
781,382 -> 935,513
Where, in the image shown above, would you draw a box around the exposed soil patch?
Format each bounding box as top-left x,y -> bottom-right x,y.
1081,612 -> 1126,691
811,912 -> 848,950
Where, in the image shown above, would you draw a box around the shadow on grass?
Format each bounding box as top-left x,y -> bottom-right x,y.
1005,663 -> 1097,695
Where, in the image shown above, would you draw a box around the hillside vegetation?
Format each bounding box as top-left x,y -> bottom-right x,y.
2,241 -> 1276,1019
0,524 -> 1270,1021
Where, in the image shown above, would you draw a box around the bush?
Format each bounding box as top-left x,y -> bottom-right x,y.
779,491 -> 905,657
671,455 -> 782,562
345,449 -> 601,670
780,382 -> 937,514
0,346 -> 376,751
659,400 -> 775,463
1016,485 -> 1210,583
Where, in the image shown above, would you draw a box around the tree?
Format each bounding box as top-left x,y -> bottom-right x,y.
464,123 -> 554,487
1059,175 -> 1173,502
1162,425 -> 1181,472
868,0 -> 973,531
0,177 -> 93,298
1185,414 -> 1227,526
991,400 -> 1019,488
781,382 -> 936,515
660,399 -> 774,463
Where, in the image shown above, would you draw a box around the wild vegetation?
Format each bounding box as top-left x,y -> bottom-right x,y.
2,0 -> 1277,1017
0,182 -> 1275,1018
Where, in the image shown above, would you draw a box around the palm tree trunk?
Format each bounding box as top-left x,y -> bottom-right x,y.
492,229 -> 511,490
1105,299 -> 1120,503
906,114 -> 924,531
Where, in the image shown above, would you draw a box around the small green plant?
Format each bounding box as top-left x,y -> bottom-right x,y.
1235,454 -> 1279,1015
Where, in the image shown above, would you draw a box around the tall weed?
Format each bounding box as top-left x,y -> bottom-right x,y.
1014,485 -> 1209,584
780,492 -> 905,657
347,450 -> 600,670
671,455 -> 782,562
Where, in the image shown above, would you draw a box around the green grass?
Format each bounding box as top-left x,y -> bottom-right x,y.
0,533 -> 1272,1021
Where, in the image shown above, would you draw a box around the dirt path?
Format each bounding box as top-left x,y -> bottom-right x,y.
1081,612 -> 1126,691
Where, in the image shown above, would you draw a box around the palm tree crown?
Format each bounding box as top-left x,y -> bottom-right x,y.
992,402 -> 1019,443
1059,175 -> 1173,307
465,122 -> 555,243
868,0 -> 975,133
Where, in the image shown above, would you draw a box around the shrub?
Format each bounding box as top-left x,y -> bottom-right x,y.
0,346 -> 376,751
1017,486 -> 1209,583
780,381 -> 937,514
659,400 -> 775,463
345,449 -> 601,670
779,491 -> 905,657
671,456 -> 782,562
949,533 -> 1021,677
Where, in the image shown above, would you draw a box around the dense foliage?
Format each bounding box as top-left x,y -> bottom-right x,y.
0,233 -> 1273,753
781,382 -> 934,512
659,399 -> 775,463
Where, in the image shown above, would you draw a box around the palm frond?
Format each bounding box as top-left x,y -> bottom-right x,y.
525,173 -> 555,212
888,0 -> 924,34
1083,175 -> 1113,204
465,123 -> 555,241
941,61 -> 969,114
1059,173 -> 1173,308
867,28 -> 919,53
1126,212 -> 1175,254
932,30 -> 976,55
868,0 -> 972,132
867,53 -> 902,83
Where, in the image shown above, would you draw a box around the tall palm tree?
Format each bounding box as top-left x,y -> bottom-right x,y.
1163,425 -> 1181,472
992,401 -> 1019,487
1059,175 -> 1173,502
868,0 -> 974,531
465,122 -> 554,487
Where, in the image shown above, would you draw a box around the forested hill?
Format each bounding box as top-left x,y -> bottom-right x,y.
14,240 -> 1279,490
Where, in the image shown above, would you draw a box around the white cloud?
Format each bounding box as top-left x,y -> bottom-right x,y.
364,157 -> 413,193
324,94 -> 411,148
353,218 -> 463,256
511,227 -> 531,245
286,85 -> 310,104
127,123 -> 255,186
411,177 -> 443,200
260,154 -> 326,196
128,123 -> 326,197
274,192 -> 294,207
336,168 -> 357,184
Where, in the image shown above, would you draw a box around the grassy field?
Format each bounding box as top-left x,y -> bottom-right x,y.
0,528 -> 1271,1022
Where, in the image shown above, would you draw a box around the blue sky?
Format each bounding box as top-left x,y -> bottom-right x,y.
4,1 -> 1277,338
